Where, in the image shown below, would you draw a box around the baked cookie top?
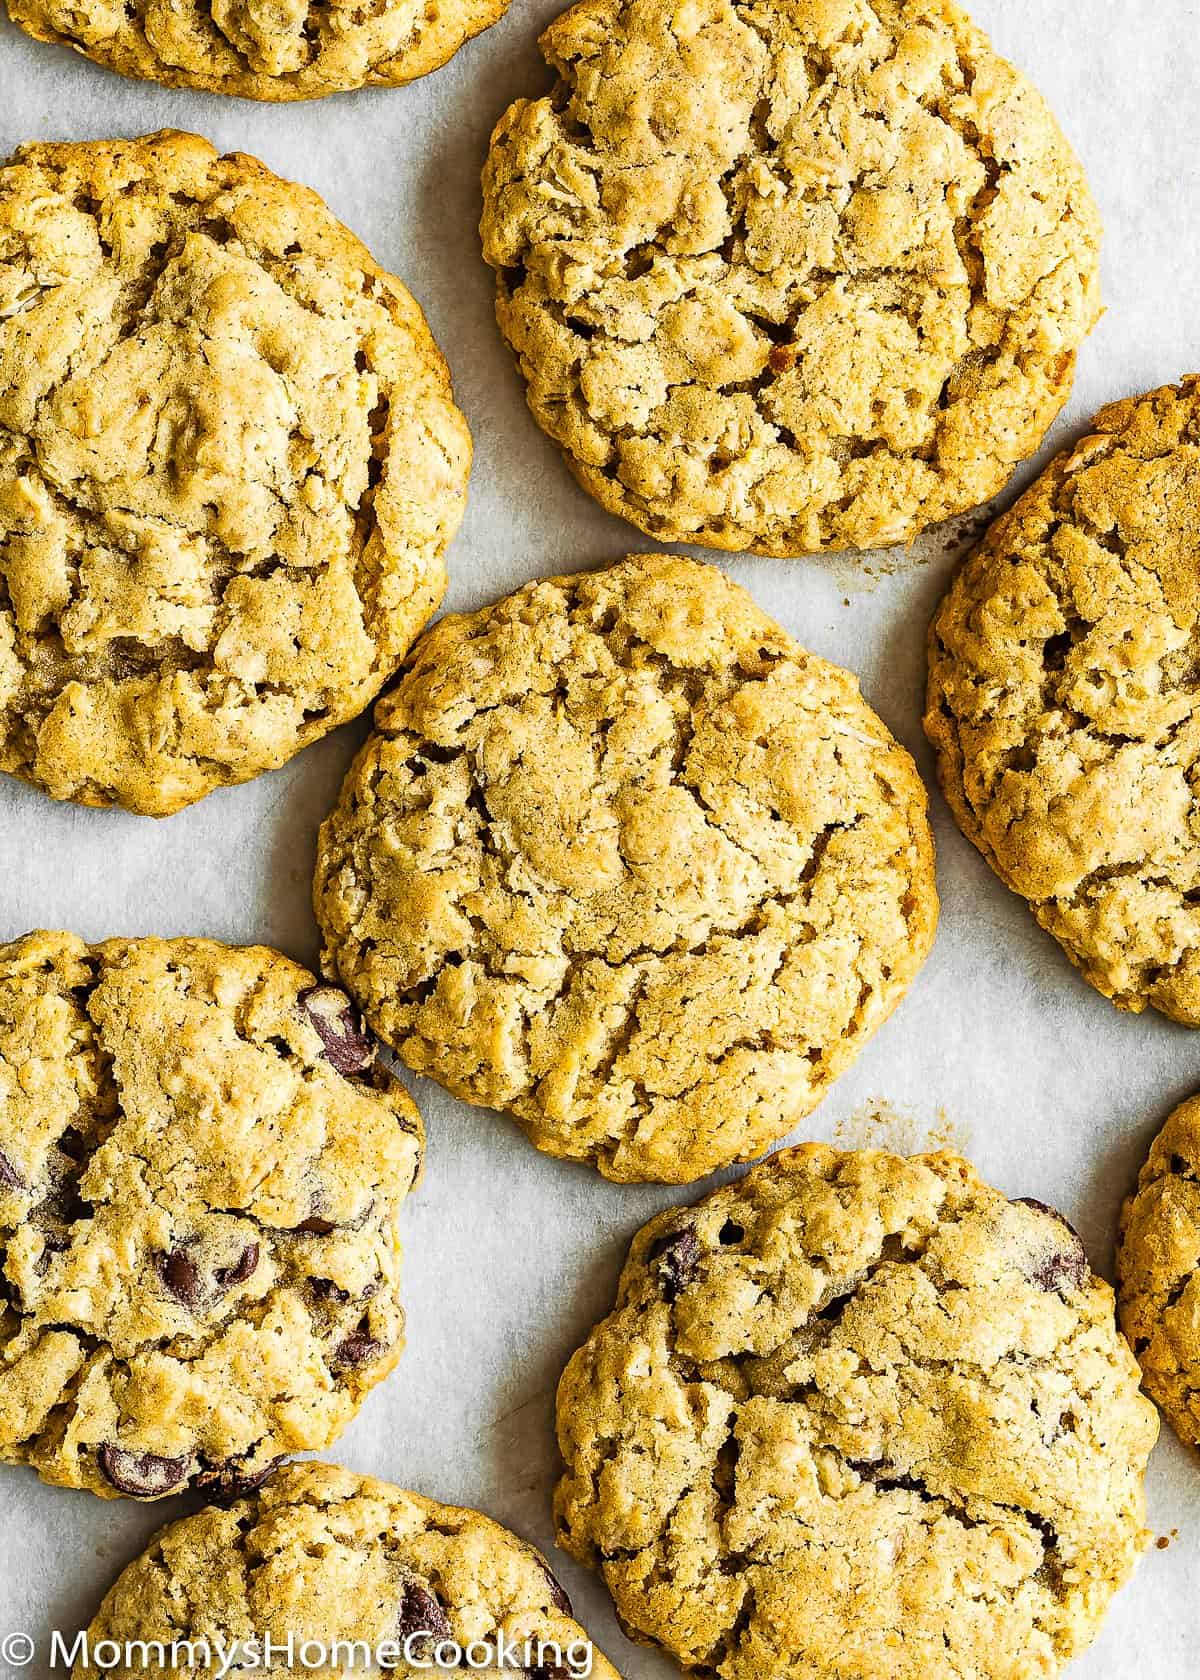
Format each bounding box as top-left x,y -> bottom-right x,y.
556,1144 -> 1157,1680
0,131 -> 471,816
75,1461 -> 618,1680
480,0 -> 1101,557
927,378 -> 1200,1024
314,554 -> 937,1183
8,0 -> 508,100
0,931 -> 423,1501
1118,1094 -> 1200,1452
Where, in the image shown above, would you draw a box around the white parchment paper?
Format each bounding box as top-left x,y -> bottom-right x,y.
0,3 -> 1198,1674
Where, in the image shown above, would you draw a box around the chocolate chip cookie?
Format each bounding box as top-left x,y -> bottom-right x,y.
8,0 -> 508,99
556,1144 -> 1157,1680
0,131 -> 471,816
313,554 -> 937,1183
0,931 -> 423,1501
480,0 -> 1101,556
927,378 -> 1200,1023
75,1461 -> 619,1680
1118,1094 -> 1200,1452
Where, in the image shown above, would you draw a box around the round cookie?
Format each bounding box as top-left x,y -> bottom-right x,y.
0,930 -> 423,1501
314,554 -> 937,1183
555,1144 -> 1158,1680
927,378 -> 1200,1024
1118,1094 -> 1200,1451
75,1461 -> 620,1680
480,0 -> 1101,557
7,0 -> 508,100
0,131 -> 471,816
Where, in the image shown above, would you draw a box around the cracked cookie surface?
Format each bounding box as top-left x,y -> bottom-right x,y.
313,554 -> 937,1184
0,930 -> 423,1501
926,378 -> 1200,1023
480,0 -> 1101,557
555,1144 -> 1157,1680
8,0 -> 508,100
1118,1094 -> 1200,1453
0,131 -> 470,816
75,1460 -> 621,1680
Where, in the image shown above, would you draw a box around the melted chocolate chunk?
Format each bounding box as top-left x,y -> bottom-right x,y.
195,1454 -> 285,1502
397,1582 -> 452,1647
213,1243 -> 260,1293
537,1557 -> 573,1617
333,1331 -> 385,1368
98,1444 -> 191,1499
297,1215 -> 337,1236
650,1226 -> 700,1302
300,987 -> 375,1076
153,1247 -> 203,1311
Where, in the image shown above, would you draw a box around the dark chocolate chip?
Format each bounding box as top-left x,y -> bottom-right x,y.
397,1582 -> 452,1647
310,1277 -> 351,1303
537,1557 -> 573,1617
296,1216 -> 337,1235
1014,1198 -> 1090,1295
194,1454 -> 286,1502
650,1226 -> 699,1303
98,1444 -> 191,1499
528,1667 -> 568,1680
213,1243 -> 259,1293
718,1220 -> 745,1245
300,986 -> 375,1076
0,1151 -> 23,1190
333,1331 -> 385,1368
153,1248 -> 203,1311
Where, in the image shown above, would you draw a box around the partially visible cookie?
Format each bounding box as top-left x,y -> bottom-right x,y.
314,554 -> 937,1183
926,378 -> 1200,1023
481,0 -> 1101,555
556,1144 -> 1157,1680
0,931 -> 423,1500
8,0 -> 508,99
74,1461 -> 620,1680
0,131 -> 471,815
1118,1095 -> 1200,1451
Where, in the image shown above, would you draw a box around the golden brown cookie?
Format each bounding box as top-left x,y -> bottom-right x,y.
0,931 -> 423,1501
8,0 -> 508,99
314,554 -> 937,1183
1118,1094 -> 1200,1452
480,0 -> 1101,556
926,378 -> 1200,1023
74,1462 -> 619,1680
0,131 -> 471,816
556,1144 -> 1158,1680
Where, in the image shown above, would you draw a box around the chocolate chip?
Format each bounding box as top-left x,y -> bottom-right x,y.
650,1226 -> 699,1303
98,1444 -> 191,1499
194,1454 -> 285,1502
153,1248 -> 203,1311
297,1216 -> 337,1235
528,1667 -> 568,1680
0,1151 -> 23,1190
718,1220 -> 745,1245
537,1557 -> 572,1616
300,986 -> 375,1076
397,1582 -> 451,1647
57,1127 -> 87,1162
310,1277 -> 351,1303
213,1243 -> 259,1293
333,1331 -> 385,1368
1014,1199 -> 1090,1295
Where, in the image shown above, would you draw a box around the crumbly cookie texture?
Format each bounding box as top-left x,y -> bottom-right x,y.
0,930 -> 423,1501
8,0 -> 508,100
480,0 -> 1101,556
0,131 -> 470,816
556,1144 -> 1158,1680
1118,1094 -> 1200,1452
75,1461 -> 620,1680
926,377 -> 1200,1023
314,554 -> 937,1184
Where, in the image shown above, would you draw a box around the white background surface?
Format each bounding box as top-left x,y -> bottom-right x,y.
0,2 -> 1198,1675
